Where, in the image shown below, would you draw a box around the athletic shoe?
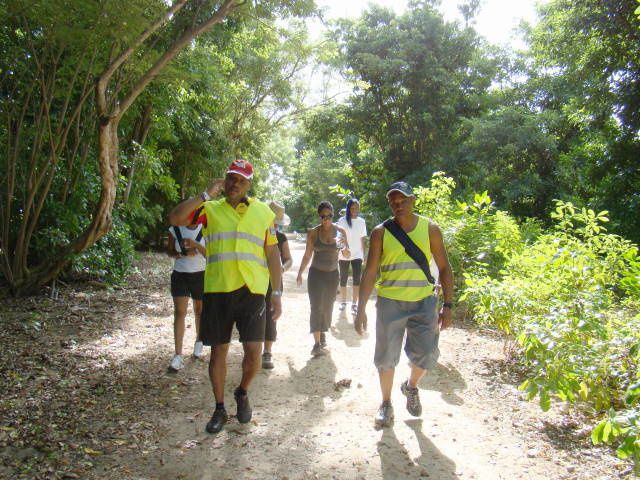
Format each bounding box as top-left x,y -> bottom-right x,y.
401,380 -> 422,417
234,387 -> 252,424
351,303 -> 358,315
320,332 -> 327,347
193,341 -> 204,359
262,351 -> 274,370
339,302 -> 347,311
375,401 -> 394,428
168,354 -> 184,372
205,407 -> 228,433
311,343 -> 327,357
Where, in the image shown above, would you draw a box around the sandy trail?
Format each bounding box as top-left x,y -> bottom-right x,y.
92,239 -> 622,480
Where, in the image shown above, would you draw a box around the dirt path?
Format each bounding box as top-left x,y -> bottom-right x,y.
0,239 -> 628,479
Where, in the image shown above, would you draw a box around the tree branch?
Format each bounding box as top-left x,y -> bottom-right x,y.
96,0 -> 190,104
118,0 -> 240,118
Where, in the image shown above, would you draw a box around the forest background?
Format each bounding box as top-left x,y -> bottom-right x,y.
1,0 -> 640,472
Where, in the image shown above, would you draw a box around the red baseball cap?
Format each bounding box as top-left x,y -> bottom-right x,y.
226,159 -> 254,179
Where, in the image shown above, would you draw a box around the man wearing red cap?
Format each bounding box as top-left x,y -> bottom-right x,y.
168,159 -> 283,434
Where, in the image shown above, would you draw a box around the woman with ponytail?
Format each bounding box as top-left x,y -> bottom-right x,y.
337,198 -> 367,315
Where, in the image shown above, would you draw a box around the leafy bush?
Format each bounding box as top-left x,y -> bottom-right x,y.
415,173 -> 523,282
69,216 -> 137,284
461,199 -> 640,468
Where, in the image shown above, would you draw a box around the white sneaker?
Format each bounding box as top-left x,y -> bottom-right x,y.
169,354 -> 184,371
193,341 -> 204,359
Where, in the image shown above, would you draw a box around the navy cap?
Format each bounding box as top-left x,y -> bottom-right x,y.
386,181 -> 414,198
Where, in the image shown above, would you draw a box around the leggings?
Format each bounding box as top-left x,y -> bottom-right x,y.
307,267 -> 339,333
339,259 -> 363,287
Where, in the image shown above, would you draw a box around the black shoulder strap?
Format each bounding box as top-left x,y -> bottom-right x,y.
194,225 -> 203,243
383,219 -> 435,285
172,226 -> 185,254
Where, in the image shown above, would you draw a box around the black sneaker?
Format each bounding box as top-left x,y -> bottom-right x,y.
375,401 -> 394,428
262,352 -> 274,370
311,343 -> 327,357
401,380 -> 422,417
320,332 -> 327,347
205,407 -> 228,433
234,387 -> 252,423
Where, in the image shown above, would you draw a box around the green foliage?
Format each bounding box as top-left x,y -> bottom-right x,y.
332,2 -> 501,181
0,1 -> 317,287
414,173 -> 523,284
70,216 -> 137,284
461,196 -> 640,466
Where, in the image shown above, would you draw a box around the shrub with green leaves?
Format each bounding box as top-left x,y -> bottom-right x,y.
414,173 -> 524,282
462,199 -> 640,469
70,215 -> 137,284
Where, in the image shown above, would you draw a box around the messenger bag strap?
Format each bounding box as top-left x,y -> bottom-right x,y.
382,218 -> 435,285
172,226 -> 185,255
194,225 -> 203,243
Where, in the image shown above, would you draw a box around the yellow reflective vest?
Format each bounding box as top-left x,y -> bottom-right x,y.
377,215 -> 434,301
201,198 -> 275,295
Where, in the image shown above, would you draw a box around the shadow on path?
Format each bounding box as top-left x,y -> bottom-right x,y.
378,419 -> 457,479
419,362 -> 466,406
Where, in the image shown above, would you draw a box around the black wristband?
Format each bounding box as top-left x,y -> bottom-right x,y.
442,302 -> 454,309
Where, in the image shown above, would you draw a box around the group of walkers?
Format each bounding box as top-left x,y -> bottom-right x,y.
165,159 -> 454,433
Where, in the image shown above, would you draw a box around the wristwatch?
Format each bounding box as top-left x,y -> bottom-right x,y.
271,290 -> 283,297
200,191 -> 211,202
442,302 -> 454,309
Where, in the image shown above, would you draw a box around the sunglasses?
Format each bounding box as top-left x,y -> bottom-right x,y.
319,213 -> 333,220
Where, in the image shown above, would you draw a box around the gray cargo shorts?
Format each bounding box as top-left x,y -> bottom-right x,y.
374,295 -> 440,370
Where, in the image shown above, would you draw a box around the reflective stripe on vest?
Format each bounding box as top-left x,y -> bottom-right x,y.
380,261 -> 422,272
379,279 -> 430,288
205,231 -> 265,248
202,198 -> 275,294
377,215 -> 434,301
207,252 -> 268,268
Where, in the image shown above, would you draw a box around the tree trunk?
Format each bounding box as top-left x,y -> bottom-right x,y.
11,0 -> 240,295
12,117 -> 119,295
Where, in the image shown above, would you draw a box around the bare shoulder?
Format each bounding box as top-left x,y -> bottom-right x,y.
428,220 -> 443,236
307,226 -> 318,240
372,224 -> 386,236
370,225 -> 385,244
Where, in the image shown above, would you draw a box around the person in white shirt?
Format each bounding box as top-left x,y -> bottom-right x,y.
337,198 -> 367,315
166,223 -> 206,371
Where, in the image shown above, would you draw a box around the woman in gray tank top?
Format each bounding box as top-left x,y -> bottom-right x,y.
297,201 -> 351,357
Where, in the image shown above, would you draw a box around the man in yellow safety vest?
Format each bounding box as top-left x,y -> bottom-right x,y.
168,159 -> 283,434
354,181 -> 454,428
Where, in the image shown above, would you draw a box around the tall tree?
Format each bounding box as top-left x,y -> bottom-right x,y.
0,0 -> 314,294
332,1 -> 499,180
527,0 -> 640,240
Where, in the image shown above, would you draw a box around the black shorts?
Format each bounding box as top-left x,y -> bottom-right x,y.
170,271 -> 204,300
200,287 -> 266,346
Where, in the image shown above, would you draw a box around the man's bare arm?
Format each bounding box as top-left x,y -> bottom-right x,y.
355,226 -> 384,334
167,179 -> 223,226
429,222 -> 454,329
